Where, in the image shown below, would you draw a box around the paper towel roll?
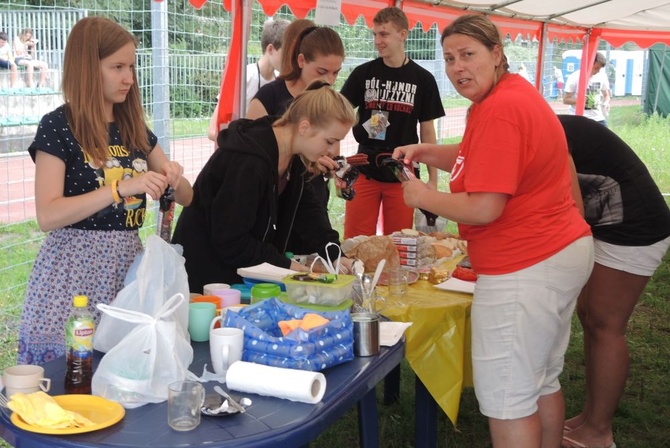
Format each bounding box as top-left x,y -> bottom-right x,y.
226,361 -> 326,404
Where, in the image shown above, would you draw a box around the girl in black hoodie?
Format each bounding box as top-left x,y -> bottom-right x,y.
173,81 -> 357,293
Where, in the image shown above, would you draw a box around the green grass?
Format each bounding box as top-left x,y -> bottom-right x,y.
169,118 -> 210,139
2,103 -> 670,447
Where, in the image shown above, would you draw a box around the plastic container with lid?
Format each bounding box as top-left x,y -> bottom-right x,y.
282,274 -> 356,307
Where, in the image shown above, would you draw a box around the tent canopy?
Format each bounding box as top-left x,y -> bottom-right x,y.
218,0 -> 670,48
209,0 -> 670,127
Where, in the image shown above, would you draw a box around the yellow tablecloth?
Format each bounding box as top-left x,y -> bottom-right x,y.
379,265 -> 473,426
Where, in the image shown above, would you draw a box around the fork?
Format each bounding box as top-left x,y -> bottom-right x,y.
0,391 -> 9,408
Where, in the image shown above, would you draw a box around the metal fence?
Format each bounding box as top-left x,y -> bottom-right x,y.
0,8 -> 87,70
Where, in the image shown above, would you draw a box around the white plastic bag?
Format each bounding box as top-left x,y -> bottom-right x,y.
94,235 -> 190,353
414,208 -> 448,234
309,242 -> 342,274
92,293 -> 196,408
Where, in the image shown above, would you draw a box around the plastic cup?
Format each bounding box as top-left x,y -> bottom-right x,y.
203,283 -> 230,296
188,302 -> 216,342
191,295 -> 222,308
212,288 -> 241,308
2,365 -> 51,398
250,283 -> 281,304
230,284 -> 252,305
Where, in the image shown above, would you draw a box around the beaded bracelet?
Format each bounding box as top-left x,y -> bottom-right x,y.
111,180 -> 123,204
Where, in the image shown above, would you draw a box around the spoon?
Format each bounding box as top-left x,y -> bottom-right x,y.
370,259 -> 386,293
352,259 -> 366,303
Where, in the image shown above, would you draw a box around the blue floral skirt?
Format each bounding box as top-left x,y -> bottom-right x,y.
18,228 -> 142,365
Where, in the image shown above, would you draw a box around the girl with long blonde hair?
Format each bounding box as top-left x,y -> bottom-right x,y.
18,17 -> 193,365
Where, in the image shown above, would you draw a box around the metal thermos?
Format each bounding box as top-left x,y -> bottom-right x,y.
352,313 -> 380,356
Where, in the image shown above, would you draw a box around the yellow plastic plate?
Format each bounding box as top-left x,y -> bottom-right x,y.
11,394 -> 125,435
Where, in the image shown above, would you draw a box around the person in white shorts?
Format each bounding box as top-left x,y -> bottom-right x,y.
394,15 -> 594,448
559,114 -> 670,448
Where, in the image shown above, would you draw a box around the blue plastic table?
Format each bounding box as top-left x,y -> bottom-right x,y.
0,339 -> 404,448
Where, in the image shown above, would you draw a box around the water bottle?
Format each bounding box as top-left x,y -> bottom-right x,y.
64,295 -> 95,394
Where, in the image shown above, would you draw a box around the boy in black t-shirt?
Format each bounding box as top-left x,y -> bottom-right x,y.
340,7 -> 444,238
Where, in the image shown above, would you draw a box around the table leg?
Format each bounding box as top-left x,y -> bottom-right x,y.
383,364 -> 400,405
415,375 -> 437,448
357,388 -> 379,448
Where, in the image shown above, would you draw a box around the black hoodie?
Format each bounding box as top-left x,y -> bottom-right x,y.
172,116 -> 341,293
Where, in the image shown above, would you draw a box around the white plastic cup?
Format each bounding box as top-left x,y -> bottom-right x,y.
2,365 -> 51,398
208,326 -> 244,374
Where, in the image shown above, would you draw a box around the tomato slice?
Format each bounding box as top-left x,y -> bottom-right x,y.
452,266 -> 477,282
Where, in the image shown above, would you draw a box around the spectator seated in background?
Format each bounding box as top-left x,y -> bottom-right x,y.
0,31 -> 18,88
13,28 -> 49,88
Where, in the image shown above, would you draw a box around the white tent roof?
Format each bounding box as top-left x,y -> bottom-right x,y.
432,0 -> 670,32
225,0 -> 670,47
212,0 -> 670,125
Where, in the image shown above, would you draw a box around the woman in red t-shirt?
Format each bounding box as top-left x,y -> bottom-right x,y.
393,15 -> 593,448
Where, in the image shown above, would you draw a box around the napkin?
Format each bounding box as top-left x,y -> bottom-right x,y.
226,361 -> 326,404
278,314 -> 330,336
434,277 -> 476,294
8,391 -> 94,429
380,321 -> 412,346
237,263 -> 298,283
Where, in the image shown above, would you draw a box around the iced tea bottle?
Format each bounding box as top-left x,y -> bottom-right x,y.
64,295 -> 95,394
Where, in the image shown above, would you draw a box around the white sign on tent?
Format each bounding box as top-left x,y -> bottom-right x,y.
315,0 -> 342,27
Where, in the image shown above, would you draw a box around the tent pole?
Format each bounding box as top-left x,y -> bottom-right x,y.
535,23 -> 547,94
239,0 -> 252,118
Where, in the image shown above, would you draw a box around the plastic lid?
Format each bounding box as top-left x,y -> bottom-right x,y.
251,283 -> 282,299
73,295 -> 88,308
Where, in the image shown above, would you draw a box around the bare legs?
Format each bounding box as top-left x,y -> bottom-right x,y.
9,64 -> 18,87
488,390 -> 565,448
16,59 -> 48,87
563,263 -> 650,447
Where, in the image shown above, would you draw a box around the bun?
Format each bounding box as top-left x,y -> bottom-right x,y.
431,243 -> 453,259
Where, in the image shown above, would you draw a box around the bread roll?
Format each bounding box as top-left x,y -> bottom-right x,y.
431,243 -> 453,259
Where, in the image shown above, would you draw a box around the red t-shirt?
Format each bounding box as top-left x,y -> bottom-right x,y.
450,74 -> 591,275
